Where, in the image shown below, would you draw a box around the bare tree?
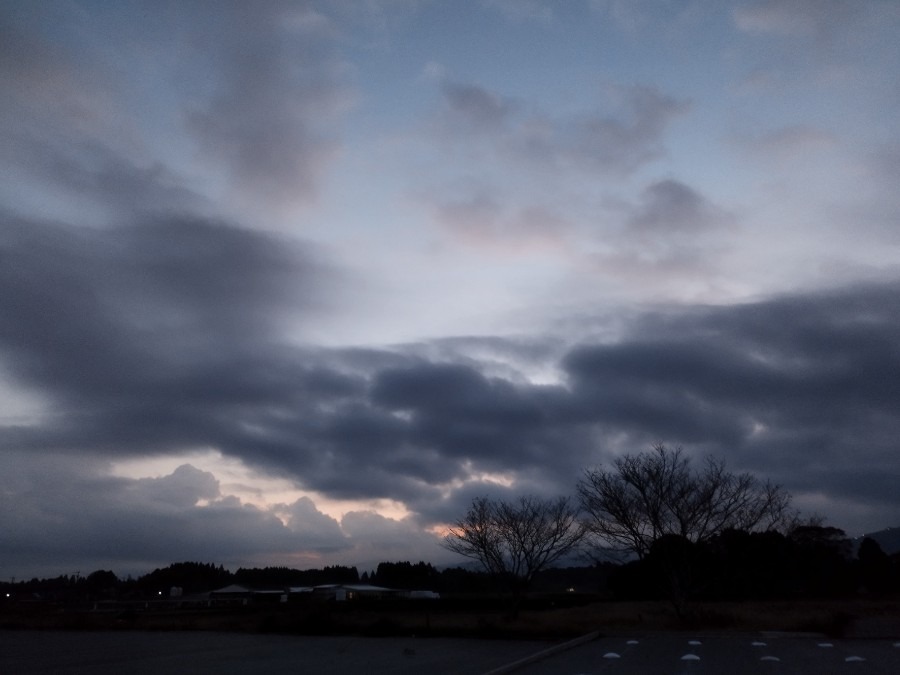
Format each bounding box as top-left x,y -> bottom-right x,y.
577,444 -> 792,560
443,495 -> 585,594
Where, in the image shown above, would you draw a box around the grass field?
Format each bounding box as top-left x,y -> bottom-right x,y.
3,596 -> 899,639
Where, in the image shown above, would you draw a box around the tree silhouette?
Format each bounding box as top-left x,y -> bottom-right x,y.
858,537 -> 893,595
577,444 -> 792,560
443,495 -> 584,600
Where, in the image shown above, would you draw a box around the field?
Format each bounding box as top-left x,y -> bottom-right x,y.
3,596 -> 899,640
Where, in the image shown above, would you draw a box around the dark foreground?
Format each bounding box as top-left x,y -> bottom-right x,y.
2,630 -> 899,675
4,597 -> 900,639
0,630 -> 546,675
518,633 -> 900,674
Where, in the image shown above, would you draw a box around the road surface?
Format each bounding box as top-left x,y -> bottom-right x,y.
512,633 -> 900,675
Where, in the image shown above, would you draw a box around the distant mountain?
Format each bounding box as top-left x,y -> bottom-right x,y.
856,526 -> 900,556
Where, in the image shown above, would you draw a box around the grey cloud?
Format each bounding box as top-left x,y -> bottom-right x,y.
280,496 -> 349,552
0,457 -> 318,577
440,82 -> 518,133
582,178 -> 735,293
369,362 -> 568,470
542,86 -> 688,174
590,0 -> 707,35
0,4 -> 191,223
0,3 -> 115,128
370,362 -> 554,438
2,134 -> 203,221
750,125 -> 837,155
2,1 -> 352,218
340,510 -> 445,567
0,214 -> 333,397
4,213 -> 900,561
567,283 -> 900,515
431,189 -> 571,251
436,80 -> 687,176
733,0 -> 873,38
482,0 -> 554,23
0,211 -> 343,470
849,145 -> 900,240
131,465 -> 221,510
627,179 -> 732,234
185,2 -> 352,208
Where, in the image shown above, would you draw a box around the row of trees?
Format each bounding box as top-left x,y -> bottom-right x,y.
442,444 -> 798,604
609,526 -> 898,604
2,560 -> 603,603
0,562 -> 361,603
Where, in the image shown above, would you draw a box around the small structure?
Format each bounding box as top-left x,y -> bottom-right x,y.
208,584 -> 253,606
298,584 -> 438,602
210,583 -> 441,605
341,584 -> 399,601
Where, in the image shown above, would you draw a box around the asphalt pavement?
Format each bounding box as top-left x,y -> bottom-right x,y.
511,633 -> 900,675
0,630 -> 547,675
2,630 -> 898,674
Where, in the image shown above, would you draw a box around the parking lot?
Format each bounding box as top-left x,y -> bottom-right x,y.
513,633 -> 900,674
2,630 -> 899,674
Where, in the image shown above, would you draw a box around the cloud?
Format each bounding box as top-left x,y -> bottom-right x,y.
0,3 -> 185,223
0,456 -> 311,576
627,179 -> 733,235
0,211 -> 341,458
741,125 -> 837,160
4,276 -> 900,574
0,1 -> 354,223
0,3 -> 120,135
340,510 -> 445,568
2,136 -> 203,222
185,2 -> 353,211
482,0 -> 555,23
131,465 -> 221,510
434,79 -> 687,177
430,189 -> 571,253
564,283 -> 900,512
7,218 -> 900,531
439,82 -> 519,133
734,0 -> 866,38
576,179 -> 736,299
589,0 -> 708,38
279,496 -> 349,552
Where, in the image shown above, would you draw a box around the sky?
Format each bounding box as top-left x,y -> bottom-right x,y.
2,0 -> 900,580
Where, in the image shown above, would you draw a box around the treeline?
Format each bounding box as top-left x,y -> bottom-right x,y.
0,560 -> 614,603
3,530 -> 898,606
610,526 -> 900,603
1,562 -> 357,602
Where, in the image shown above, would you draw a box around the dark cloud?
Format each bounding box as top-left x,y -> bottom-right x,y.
578,283 -> 900,509
280,497 -> 348,552
0,211 -> 340,460
0,454 -> 349,577
339,510 -> 443,569
4,232 -> 900,571
4,216 -> 900,531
